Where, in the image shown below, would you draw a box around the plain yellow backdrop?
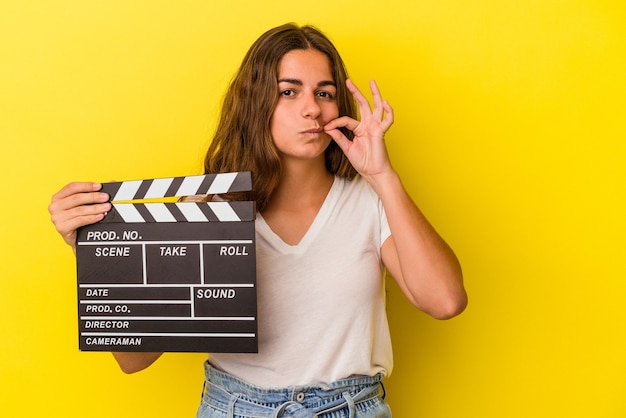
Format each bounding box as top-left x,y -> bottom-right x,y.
1,1 -> 625,417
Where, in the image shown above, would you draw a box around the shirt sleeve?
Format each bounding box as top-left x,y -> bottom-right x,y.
379,199 -> 391,246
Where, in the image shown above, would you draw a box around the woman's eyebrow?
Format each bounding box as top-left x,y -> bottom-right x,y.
317,80 -> 337,88
278,78 -> 302,85
278,78 -> 336,88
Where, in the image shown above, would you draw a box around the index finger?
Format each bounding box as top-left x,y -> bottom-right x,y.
51,182 -> 104,203
346,79 -> 373,117
369,80 -> 385,121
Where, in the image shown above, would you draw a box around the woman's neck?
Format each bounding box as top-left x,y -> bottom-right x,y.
265,157 -> 334,211
260,157 -> 335,245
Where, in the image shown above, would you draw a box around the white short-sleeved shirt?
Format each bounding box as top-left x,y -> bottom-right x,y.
209,175 -> 393,387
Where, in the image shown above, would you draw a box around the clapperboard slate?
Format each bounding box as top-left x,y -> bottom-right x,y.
75,172 -> 257,352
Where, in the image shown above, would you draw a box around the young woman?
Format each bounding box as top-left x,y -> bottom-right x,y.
49,23 -> 467,417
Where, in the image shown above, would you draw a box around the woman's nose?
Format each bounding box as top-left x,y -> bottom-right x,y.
301,94 -> 321,119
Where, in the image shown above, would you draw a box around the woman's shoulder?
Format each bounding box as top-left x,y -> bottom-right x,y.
333,174 -> 382,207
336,174 -> 377,195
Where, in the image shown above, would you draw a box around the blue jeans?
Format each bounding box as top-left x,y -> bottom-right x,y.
197,362 -> 392,418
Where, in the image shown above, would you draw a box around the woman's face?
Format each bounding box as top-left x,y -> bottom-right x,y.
270,49 -> 339,163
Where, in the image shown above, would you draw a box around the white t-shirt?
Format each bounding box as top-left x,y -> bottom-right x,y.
209,175 -> 393,387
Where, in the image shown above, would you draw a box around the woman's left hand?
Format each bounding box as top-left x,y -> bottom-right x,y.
324,79 -> 394,179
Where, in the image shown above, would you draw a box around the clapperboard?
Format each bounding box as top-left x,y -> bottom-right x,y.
75,172 -> 257,353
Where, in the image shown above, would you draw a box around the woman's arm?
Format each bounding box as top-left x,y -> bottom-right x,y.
112,352 -> 163,374
371,171 -> 466,319
324,79 -> 467,319
49,182 -> 165,370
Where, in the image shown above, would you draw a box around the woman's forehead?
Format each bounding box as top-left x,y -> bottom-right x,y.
277,49 -> 334,81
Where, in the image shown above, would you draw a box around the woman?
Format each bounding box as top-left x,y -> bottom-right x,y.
49,23 -> 467,417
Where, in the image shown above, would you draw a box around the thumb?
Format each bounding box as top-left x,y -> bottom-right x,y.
325,127 -> 351,153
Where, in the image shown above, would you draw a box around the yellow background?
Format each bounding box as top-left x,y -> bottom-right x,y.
1,1 -> 625,416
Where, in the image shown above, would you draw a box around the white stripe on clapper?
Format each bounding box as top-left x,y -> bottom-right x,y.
175,202 -> 209,222
145,203 -> 176,222
144,177 -> 174,199
113,180 -> 143,201
210,201 -> 241,222
175,175 -> 205,197
114,204 -> 146,223
207,172 -> 237,194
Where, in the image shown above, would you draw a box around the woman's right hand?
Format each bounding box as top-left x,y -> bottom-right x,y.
48,182 -> 111,252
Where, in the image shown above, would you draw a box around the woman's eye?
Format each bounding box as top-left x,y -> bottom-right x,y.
280,89 -> 295,97
316,91 -> 335,99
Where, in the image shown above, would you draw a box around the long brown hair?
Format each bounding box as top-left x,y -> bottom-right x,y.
203,23 -> 357,211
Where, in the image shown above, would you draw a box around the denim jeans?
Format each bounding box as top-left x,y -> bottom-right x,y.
197,362 -> 392,418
